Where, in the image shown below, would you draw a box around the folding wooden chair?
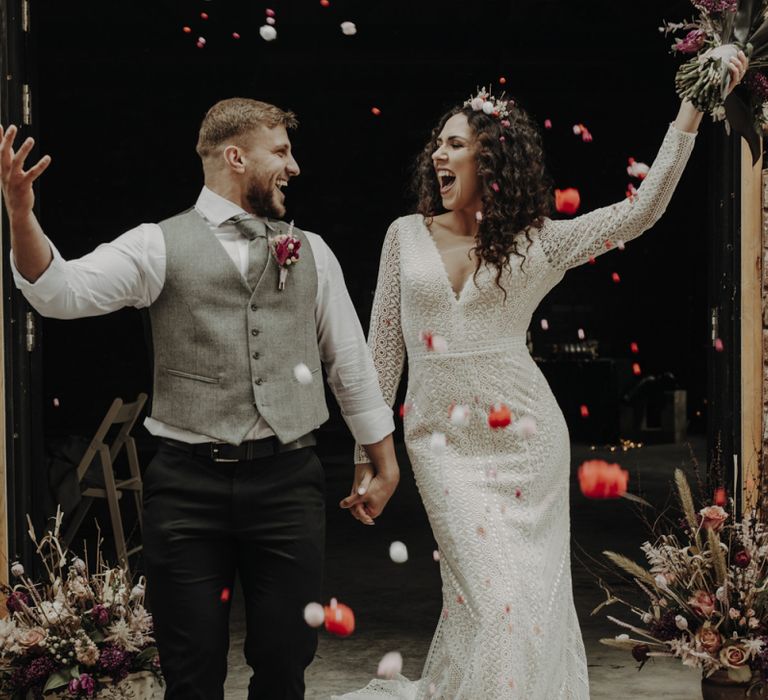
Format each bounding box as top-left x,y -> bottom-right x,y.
63,393 -> 148,571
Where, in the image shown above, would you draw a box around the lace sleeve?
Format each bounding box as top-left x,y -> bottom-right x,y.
353,220 -> 406,464
539,123 -> 697,271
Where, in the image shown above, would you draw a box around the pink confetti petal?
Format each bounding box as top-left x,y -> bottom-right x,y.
377,651 -> 403,679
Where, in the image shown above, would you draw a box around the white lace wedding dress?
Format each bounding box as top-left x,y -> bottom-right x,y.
335,124 -> 696,699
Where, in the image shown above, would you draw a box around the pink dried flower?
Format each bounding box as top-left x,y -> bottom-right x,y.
271,234 -> 301,267
745,71 -> 768,102
672,29 -> 707,54
693,0 -> 738,13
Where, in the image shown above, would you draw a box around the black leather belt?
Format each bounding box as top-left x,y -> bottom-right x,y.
161,433 -> 316,462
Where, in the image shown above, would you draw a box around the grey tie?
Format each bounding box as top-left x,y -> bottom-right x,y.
229,214 -> 269,290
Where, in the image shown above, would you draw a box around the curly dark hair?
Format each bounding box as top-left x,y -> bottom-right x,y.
412,100 -> 553,296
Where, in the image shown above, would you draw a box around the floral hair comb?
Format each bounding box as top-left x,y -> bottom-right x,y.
463,87 -> 513,120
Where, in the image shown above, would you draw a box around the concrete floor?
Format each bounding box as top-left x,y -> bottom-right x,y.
217,439 -> 709,699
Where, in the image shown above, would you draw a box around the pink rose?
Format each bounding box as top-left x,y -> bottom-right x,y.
720,644 -> 748,668
15,626 -> 47,649
688,590 -> 716,618
695,624 -> 723,654
699,505 -> 728,532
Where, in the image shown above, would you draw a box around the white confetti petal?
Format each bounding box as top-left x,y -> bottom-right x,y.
449,404 -> 470,427
293,363 -> 313,384
340,21 -> 357,36
259,25 -> 277,41
430,432 -> 447,454
389,541 -> 408,564
304,602 -> 325,627
377,651 -> 403,679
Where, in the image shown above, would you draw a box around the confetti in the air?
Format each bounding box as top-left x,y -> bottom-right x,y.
377,651 -> 403,679
630,341 -> 639,354
266,16 -> 276,25
632,362 -> 642,376
321,0 -> 330,6
371,107 -> 382,116
200,11 -> 209,20
554,188 -> 580,215
182,26 -> 192,34
611,272 -> 621,283
449,404 -> 470,427
572,123 -> 593,142
293,363 -> 313,384
714,337 -> 724,352
580,404 -> 590,419
515,415 -> 537,438
430,432 -> 447,454
340,21 -> 357,36
627,157 -> 650,180
389,541 -> 409,564
617,240 -> 626,250
53,398 -> 60,407
433,550 -> 440,562
266,8 -> 276,16
491,182 -> 500,192
540,319 -> 549,331
499,76 -> 507,85
577,328 -> 585,340
259,25 -> 277,41
488,403 -> 512,429
544,118 -> 552,129
304,602 -> 325,628
324,599 -> 355,637
577,459 -> 629,499
714,487 -> 727,506
475,211 -> 483,222
232,32 -> 241,39
399,402 -> 412,418
420,331 -> 448,353
220,587 -> 231,603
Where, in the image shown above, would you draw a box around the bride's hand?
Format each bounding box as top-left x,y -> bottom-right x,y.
704,44 -> 749,96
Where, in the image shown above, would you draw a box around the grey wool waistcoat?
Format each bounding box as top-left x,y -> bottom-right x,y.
149,209 -> 329,445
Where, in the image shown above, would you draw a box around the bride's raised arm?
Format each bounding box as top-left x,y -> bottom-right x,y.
538,48 -> 747,272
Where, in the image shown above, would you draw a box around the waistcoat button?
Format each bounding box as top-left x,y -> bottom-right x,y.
251,329 -> 260,336
251,304 -> 258,311
252,352 -> 260,360
254,378 -> 263,386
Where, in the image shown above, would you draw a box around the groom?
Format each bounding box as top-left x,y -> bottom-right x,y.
0,98 -> 400,699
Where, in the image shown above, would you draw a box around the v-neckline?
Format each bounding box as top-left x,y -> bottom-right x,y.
419,215 -> 475,304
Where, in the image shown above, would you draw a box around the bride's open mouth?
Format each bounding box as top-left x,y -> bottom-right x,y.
438,169 -> 456,196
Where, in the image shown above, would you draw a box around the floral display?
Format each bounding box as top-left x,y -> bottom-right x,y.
662,0 -> 768,162
0,513 -> 161,699
598,469 -> 768,692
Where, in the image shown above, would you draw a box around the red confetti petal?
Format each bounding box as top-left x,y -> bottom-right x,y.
632,362 -> 641,376
320,0 -> 330,6
324,601 -> 355,637
499,76 -> 507,85
182,26 -> 192,34
554,188 -> 580,215
577,459 -> 629,499
220,587 -> 231,602
580,405 -> 589,419
491,182 -> 500,192
588,257 -> 596,265
630,342 -> 639,354
488,403 -> 512,429
266,8 -> 276,16
714,487 -> 727,506
232,32 -> 241,39
371,107 -> 382,116
714,338 -> 724,352
611,272 -> 621,283
544,119 -> 552,129
201,12 -> 209,20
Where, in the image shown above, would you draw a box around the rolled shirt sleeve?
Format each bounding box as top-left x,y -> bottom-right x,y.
306,232 -> 395,446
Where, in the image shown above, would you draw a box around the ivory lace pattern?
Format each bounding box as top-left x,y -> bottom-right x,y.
335,124 -> 696,699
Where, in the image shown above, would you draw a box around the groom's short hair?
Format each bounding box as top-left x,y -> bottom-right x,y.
196,98 -> 298,158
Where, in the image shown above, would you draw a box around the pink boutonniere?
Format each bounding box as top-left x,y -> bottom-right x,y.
269,221 -> 301,291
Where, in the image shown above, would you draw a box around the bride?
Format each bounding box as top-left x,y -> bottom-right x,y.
337,49 -> 749,699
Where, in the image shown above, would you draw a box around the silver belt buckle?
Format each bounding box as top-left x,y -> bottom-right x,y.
210,444 -> 239,463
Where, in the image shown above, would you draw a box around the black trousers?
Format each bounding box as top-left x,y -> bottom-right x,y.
142,441 -> 325,700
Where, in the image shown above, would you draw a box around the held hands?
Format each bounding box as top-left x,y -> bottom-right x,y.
340,462 -> 400,526
0,124 -> 51,218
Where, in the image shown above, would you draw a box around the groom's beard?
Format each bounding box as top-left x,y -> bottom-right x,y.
246,174 -> 284,219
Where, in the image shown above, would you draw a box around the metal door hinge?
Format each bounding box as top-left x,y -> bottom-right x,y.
25,312 -> 36,352
22,84 -> 31,125
22,0 -> 30,32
